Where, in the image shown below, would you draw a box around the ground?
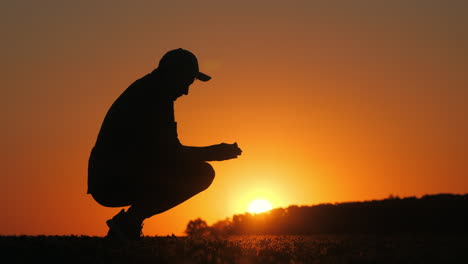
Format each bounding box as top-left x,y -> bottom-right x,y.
2,234 -> 467,263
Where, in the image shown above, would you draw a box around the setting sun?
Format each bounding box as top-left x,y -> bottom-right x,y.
247,199 -> 273,214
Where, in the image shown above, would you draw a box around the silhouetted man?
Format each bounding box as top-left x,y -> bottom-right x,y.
88,48 -> 242,240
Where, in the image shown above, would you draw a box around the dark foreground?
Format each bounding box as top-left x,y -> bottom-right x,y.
2,234 -> 467,264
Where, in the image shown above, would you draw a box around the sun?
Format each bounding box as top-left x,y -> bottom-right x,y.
247,199 -> 273,214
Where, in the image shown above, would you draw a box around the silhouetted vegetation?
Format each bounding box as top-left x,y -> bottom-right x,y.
185,218 -> 215,238
198,194 -> 468,236
2,234 -> 467,263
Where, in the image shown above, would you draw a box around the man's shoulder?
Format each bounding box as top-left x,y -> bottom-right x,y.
118,74 -> 155,98
128,73 -> 169,94
107,72 -> 172,113
130,73 -> 154,88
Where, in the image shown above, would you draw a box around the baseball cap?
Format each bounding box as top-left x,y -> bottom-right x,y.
158,48 -> 211,81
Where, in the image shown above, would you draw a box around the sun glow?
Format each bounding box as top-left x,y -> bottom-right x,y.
247,199 -> 273,214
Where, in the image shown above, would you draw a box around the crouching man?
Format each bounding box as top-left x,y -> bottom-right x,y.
88,49 -> 242,240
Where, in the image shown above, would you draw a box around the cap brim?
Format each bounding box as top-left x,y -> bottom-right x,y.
196,72 -> 211,82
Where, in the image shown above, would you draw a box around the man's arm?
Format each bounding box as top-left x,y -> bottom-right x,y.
181,143 -> 242,162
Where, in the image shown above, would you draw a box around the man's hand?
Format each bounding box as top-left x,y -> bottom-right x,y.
206,142 -> 242,161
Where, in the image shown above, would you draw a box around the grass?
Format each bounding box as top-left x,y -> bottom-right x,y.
2,234 -> 467,263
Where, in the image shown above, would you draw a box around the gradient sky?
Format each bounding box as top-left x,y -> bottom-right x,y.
2,0 -> 467,236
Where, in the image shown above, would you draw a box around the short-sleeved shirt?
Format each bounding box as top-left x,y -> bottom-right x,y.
87,71 -> 181,194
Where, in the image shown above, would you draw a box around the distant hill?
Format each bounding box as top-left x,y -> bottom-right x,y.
198,194 -> 468,236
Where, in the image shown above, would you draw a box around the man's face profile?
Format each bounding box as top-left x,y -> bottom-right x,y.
169,72 -> 195,100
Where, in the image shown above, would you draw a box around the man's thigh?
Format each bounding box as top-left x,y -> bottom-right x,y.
141,160 -> 215,194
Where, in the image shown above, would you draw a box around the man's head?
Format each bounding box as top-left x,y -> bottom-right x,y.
157,48 -> 211,100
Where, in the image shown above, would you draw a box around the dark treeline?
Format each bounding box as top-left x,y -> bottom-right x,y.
187,194 -> 468,236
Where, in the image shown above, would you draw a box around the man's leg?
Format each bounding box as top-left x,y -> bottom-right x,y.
126,161 -> 215,224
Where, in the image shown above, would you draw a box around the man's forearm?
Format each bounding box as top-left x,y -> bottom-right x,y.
181,145 -> 215,161
181,143 -> 241,162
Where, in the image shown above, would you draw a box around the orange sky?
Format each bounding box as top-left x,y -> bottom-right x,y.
2,1 -> 467,236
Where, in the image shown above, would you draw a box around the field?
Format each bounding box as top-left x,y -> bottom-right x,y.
2,234 -> 467,263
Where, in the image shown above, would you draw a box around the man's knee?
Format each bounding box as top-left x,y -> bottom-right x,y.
199,162 -> 215,191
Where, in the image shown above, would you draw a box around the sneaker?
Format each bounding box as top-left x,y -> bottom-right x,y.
106,209 -> 143,240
